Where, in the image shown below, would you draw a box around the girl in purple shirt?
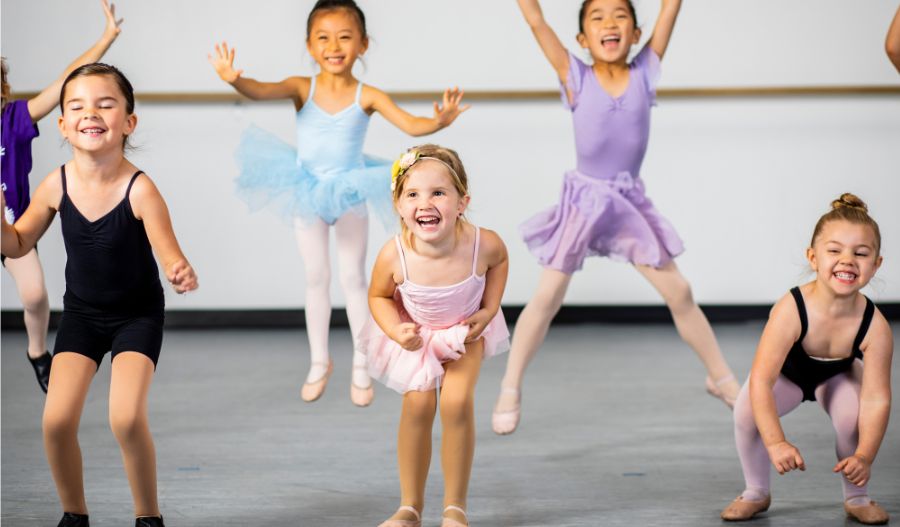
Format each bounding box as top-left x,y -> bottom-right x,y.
492,0 -> 742,435
1,0 -> 124,395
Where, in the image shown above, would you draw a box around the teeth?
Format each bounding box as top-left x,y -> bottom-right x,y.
602,36 -> 620,42
835,272 -> 856,280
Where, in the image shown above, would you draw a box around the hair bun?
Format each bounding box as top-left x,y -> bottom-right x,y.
831,193 -> 867,212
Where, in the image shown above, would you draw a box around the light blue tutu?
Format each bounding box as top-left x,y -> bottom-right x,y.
235,125 -> 394,226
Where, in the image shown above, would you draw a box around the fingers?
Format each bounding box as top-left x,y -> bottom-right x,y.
834,459 -> 847,473
795,453 -> 805,471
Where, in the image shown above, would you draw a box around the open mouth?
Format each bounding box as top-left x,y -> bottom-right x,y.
416,215 -> 441,229
601,35 -> 621,50
834,271 -> 857,284
325,56 -> 345,65
80,127 -> 106,138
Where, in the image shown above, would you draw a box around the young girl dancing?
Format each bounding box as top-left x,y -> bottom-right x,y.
1,0 -> 123,393
208,0 -> 468,407
721,194 -> 892,525
492,0 -> 741,435
361,145 -> 509,527
1,63 -> 198,527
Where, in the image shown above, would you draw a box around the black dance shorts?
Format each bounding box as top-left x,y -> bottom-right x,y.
53,310 -> 164,369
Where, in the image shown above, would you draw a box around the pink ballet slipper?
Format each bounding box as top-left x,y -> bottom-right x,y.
301,360 -> 333,402
441,505 -> 468,527
377,505 -> 421,527
845,499 -> 889,525
706,374 -> 738,409
491,387 -> 521,435
720,494 -> 771,521
350,365 -> 374,407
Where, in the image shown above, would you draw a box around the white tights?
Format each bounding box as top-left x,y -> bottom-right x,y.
293,209 -> 371,387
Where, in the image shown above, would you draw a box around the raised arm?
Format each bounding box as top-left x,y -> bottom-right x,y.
365,86 -> 468,137
749,295 -> 806,475
27,0 -> 123,122
518,0 -> 570,83
646,0 -> 682,60
368,241 -> 422,350
463,228 -> 509,342
208,42 -> 304,107
1,171 -> 62,258
887,5 -> 900,72
130,175 -> 198,294
834,312 -> 893,486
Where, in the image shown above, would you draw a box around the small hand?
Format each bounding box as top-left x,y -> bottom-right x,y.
433,87 -> 470,129
767,440 -> 805,475
393,322 -> 423,351
167,260 -> 198,294
462,308 -> 492,343
208,41 -> 244,84
834,454 -> 871,487
100,0 -> 124,41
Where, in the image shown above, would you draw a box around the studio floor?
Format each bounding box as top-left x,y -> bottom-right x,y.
2,322 -> 899,526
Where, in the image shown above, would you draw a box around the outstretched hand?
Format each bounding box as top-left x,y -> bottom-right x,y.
767,440 -> 806,475
393,322 -> 423,351
167,260 -> 198,294
433,87 -> 470,129
100,0 -> 124,42
834,454 -> 871,487
208,41 -> 244,84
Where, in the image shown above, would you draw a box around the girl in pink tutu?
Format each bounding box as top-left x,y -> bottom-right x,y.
361,144 -> 509,527
492,0 -> 741,435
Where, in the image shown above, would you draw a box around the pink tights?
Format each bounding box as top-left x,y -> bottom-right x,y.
733,363 -> 869,502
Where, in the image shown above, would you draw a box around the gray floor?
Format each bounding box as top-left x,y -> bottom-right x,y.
2,322 -> 899,527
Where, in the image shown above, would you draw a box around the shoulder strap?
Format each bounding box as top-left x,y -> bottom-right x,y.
354,81 -> 364,104
471,225 -> 480,275
58,164 -> 68,209
789,287 -> 808,342
852,296 -> 876,358
125,171 -> 144,200
394,235 -> 408,281
308,76 -> 317,99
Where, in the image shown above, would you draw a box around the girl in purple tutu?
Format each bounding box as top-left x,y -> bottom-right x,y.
361,144 -> 509,527
492,0 -> 741,435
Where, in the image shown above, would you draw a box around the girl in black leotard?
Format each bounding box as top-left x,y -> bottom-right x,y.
721,194 -> 893,525
1,63 -> 197,527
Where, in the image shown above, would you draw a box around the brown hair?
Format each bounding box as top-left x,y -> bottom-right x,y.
392,144 -> 470,251
306,0 -> 368,41
1,57 -> 10,110
59,63 -> 135,149
810,193 -> 881,255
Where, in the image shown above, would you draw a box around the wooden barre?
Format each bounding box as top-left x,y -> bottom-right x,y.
13,85 -> 900,103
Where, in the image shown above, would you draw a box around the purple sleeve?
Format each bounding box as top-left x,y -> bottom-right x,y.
7,100 -> 39,142
631,45 -> 661,105
560,51 -> 589,110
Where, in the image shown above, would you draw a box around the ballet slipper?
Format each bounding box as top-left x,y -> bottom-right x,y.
706,374 -> 738,409
301,360 -> 333,402
350,364 -> 374,407
492,386 -> 521,435
57,512 -> 90,527
845,499 -> 889,525
441,505 -> 468,527
377,505 -> 421,527
720,494 -> 771,521
28,349 -> 52,393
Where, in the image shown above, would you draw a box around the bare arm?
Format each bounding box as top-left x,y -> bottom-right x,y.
368,241 -> 421,350
646,0 -> 682,60
749,295 -> 807,474
27,0 -> 123,122
130,175 -> 198,293
518,0 -> 570,83
1,171 -> 62,258
887,5 -> 900,72
208,42 -> 304,107
463,228 -> 509,342
366,86 -> 468,137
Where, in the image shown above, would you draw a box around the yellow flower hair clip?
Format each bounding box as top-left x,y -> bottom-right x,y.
391,150 -> 420,192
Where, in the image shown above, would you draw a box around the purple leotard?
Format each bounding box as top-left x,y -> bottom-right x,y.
521,46 -> 683,274
1,100 -> 39,224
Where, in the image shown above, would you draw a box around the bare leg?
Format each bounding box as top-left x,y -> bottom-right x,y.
43,353 -> 97,515
493,269 -> 571,429
4,248 -> 50,358
388,389 -> 437,522
293,218 -> 332,385
440,340 -> 483,525
635,261 -> 740,401
333,210 -> 372,390
109,352 -> 160,518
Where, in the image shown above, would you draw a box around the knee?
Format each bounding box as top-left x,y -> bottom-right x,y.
440,391 -> 474,426
404,394 -> 437,423
663,277 -> 694,313
338,267 -> 367,294
830,410 -> 860,439
732,397 -> 757,436
532,288 -> 565,316
109,407 -> 147,444
19,284 -> 49,314
43,412 -> 78,444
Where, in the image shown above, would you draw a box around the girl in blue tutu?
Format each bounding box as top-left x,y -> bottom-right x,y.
209,0 -> 468,406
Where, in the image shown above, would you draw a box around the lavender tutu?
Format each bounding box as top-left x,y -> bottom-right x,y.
521,170 -> 683,274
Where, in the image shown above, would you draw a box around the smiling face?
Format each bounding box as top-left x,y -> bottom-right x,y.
58,74 -> 136,153
306,9 -> 368,75
577,0 -> 641,65
808,220 -> 882,296
395,160 -> 470,245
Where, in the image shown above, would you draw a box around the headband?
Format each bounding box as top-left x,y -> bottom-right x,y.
391,150 -> 462,192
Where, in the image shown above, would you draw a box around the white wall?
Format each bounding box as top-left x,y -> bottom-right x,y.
2,1 -> 899,310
